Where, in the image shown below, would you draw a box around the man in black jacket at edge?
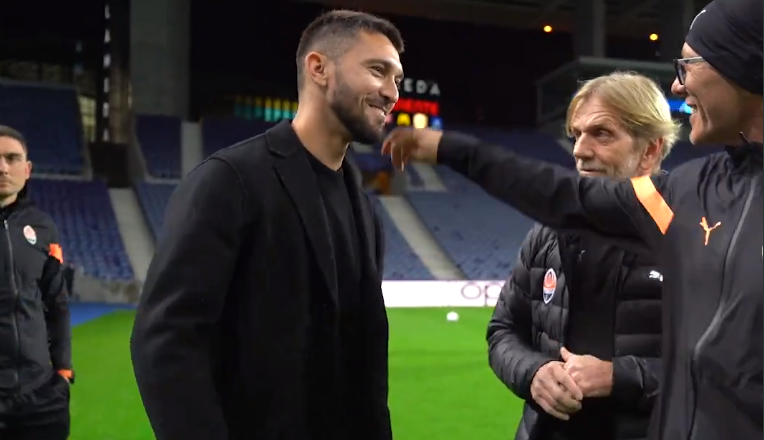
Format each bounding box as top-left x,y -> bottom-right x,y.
0,126 -> 73,440
130,10 -> 403,440
382,1 -> 762,439
488,72 -> 675,440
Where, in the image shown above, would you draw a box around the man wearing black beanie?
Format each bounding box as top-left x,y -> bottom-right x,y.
381,0 -> 763,439
672,0 -> 763,145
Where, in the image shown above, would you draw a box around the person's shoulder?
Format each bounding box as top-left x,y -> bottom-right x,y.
668,150 -> 728,178
521,223 -> 557,265
528,223 -> 554,242
17,204 -> 59,243
660,150 -> 731,196
20,204 -> 55,227
187,133 -> 273,192
210,132 -> 270,168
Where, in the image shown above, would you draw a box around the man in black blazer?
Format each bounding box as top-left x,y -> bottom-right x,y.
130,10 -> 404,440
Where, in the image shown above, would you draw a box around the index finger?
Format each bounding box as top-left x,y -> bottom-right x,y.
552,367 -> 583,401
382,128 -> 407,152
381,137 -> 393,155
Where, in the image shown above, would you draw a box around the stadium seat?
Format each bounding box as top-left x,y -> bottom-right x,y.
0,84 -> 84,175
134,182 -> 175,241
369,195 -> 434,280
407,173 -> 532,280
28,179 -> 133,280
201,117 -> 275,158
405,130 -> 568,280
136,115 -> 182,178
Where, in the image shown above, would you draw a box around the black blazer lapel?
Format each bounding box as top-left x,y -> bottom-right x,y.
342,156 -> 380,283
266,121 -> 339,303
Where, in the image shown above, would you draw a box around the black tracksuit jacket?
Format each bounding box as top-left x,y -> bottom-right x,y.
437,132 -> 762,440
0,195 -> 72,409
488,225 -> 662,440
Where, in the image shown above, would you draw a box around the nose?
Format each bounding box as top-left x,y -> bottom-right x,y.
572,136 -> 593,161
670,77 -> 685,97
0,158 -> 10,174
380,78 -> 399,106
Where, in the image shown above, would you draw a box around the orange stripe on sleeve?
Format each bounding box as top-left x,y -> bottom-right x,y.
49,243 -> 64,263
631,176 -> 674,234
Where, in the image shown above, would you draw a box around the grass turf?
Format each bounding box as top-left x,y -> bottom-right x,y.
70,308 -> 524,440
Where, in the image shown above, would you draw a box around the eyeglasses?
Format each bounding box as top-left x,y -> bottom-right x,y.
673,56 -> 705,85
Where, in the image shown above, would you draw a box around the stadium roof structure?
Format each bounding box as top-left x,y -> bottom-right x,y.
298,0 -> 706,37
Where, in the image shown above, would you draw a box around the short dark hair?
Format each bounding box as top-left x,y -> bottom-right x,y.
0,125 -> 28,153
295,10 -> 404,92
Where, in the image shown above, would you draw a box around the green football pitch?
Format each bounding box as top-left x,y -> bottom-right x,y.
69,307 -> 525,440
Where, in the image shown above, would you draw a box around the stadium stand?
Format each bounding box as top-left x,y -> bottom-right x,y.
0,83 -> 84,174
135,182 -> 175,241
369,195 -> 434,280
136,115 -> 182,178
201,117 -> 275,157
406,167 -> 534,280
404,131 -> 568,279
28,179 -> 133,280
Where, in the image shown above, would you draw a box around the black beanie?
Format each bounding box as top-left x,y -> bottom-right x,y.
685,0 -> 763,96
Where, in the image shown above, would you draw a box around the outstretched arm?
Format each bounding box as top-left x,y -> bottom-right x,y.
437,132 -> 673,252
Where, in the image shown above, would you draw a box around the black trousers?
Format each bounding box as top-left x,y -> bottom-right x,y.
0,374 -> 70,440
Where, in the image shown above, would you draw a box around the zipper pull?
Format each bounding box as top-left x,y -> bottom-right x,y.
3,220 -> 7,229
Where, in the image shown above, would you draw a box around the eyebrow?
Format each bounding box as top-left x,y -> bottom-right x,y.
571,121 -> 616,133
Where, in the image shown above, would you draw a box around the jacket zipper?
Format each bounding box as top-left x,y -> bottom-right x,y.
3,220 -> 20,391
686,181 -> 756,440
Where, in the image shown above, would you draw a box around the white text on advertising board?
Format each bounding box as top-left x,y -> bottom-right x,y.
381,280 -> 503,308
401,78 -> 440,97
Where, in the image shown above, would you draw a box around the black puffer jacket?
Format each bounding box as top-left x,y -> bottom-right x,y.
487,224 -> 662,440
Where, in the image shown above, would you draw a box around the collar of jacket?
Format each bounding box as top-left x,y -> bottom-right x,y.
267,119 -> 364,186
725,137 -> 762,169
0,197 -> 30,220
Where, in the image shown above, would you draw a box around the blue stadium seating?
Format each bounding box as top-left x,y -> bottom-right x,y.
0,84 -> 84,175
135,182 -> 175,241
405,131 -> 569,279
407,171 -> 533,280
28,179 -> 133,280
202,117 -> 275,158
136,115 -> 182,178
369,195 -> 434,280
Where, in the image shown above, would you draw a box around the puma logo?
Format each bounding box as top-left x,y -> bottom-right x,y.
699,217 -> 721,246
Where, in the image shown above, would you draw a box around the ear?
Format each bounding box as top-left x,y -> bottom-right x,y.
25,160 -> 32,179
639,137 -> 663,174
304,51 -> 332,88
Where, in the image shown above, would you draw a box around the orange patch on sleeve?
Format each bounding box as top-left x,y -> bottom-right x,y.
631,176 -> 674,234
49,243 -> 63,263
